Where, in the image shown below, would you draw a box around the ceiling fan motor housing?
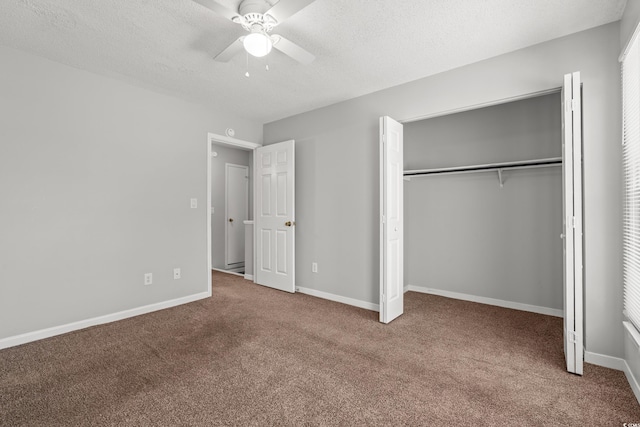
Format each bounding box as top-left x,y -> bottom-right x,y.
235,0 -> 277,31
240,13 -> 275,32
238,0 -> 271,15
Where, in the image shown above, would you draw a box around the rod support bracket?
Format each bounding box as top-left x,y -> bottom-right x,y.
498,169 -> 504,188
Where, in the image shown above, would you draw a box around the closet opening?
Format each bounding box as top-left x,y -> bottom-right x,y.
382,74 -> 583,374
403,90 -> 565,317
394,82 -> 588,374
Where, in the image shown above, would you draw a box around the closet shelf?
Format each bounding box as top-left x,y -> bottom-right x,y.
403,157 -> 562,187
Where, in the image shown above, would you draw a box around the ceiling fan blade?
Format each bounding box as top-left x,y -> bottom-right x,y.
214,37 -> 244,62
272,35 -> 315,65
193,0 -> 239,21
265,0 -> 316,24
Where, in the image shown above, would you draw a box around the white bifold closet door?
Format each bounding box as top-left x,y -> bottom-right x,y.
562,71 -> 584,375
379,116 -> 404,324
255,140 -> 296,293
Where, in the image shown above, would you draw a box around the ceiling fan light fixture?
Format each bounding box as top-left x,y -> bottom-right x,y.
243,28 -> 272,57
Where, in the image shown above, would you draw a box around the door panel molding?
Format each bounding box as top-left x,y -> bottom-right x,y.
255,140 -> 295,293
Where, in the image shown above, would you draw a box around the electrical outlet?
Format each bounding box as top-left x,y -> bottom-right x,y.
144,273 -> 152,285
190,198 -> 198,209
312,262 -> 318,273
174,268 -> 181,280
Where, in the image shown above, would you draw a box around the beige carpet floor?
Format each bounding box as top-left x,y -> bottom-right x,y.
1,270 -> 639,426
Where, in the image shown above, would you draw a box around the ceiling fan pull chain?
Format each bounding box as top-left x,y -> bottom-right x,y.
245,51 -> 250,77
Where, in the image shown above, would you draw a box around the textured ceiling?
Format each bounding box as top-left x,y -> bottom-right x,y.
0,0 -> 627,124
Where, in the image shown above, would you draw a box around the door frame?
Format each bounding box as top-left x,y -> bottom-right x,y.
225,163 -> 249,269
207,133 -> 261,294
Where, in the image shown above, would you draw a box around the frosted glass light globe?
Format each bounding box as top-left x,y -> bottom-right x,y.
243,32 -> 273,57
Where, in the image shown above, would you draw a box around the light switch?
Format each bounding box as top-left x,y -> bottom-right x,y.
190,198 -> 197,209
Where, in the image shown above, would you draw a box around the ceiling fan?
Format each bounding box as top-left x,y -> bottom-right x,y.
194,0 -> 317,65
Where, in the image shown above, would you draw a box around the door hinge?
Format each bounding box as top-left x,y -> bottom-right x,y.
382,135 -> 387,144
572,216 -> 576,228
569,330 -> 577,344
381,215 -> 386,224
571,99 -> 578,111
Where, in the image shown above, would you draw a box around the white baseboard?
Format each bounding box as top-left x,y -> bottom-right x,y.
296,286 -> 379,312
406,285 -> 564,318
0,291 -> 210,350
584,351 -> 626,371
624,359 -> 640,405
244,274 -> 254,281
623,321 -> 640,404
584,350 -> 640,405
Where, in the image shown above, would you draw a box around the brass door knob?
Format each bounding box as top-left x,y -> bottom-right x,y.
285,221 -> 292,227
229,218 -> 234,222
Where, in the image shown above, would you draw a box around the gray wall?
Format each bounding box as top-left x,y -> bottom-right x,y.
264,23 -> 623,358
621,0 -> 640,52
404,93 -> 562,310
0,45 -> 262,341
210,144 -> 251,269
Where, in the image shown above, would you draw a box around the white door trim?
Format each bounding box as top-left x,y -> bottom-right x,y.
208,132 -> 261,151
207,133 -> 261,289
207,136 -> 212,295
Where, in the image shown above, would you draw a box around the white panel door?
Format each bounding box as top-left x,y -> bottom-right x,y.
225,164 -> 249,268
380,116 -> 404,323
562,72 -> 584,375
255,140 -> 295,293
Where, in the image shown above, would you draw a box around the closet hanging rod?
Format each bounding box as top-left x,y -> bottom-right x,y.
403,157 -> 562,178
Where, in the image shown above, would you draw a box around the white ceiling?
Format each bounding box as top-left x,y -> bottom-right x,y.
0,0 -> 627,124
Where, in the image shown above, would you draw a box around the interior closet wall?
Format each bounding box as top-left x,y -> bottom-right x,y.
210,144 -> 252,270
404,93 -> 563,311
